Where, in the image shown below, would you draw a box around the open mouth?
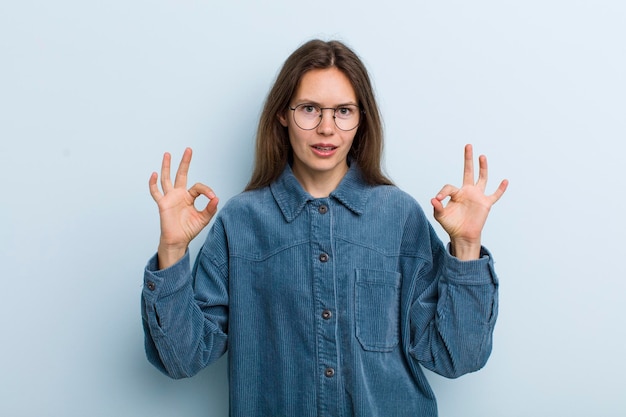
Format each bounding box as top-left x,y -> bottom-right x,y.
312,145 -> 337,151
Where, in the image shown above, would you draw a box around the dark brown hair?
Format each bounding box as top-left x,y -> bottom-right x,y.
245,39 -> 393,190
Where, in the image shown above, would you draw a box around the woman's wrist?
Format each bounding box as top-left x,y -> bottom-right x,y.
449,237 -> 482,261
157,243 -> 187,270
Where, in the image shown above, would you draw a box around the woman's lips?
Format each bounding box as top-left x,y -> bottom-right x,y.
311,144 -> 337,156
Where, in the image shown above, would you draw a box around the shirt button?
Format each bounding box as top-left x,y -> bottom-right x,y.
322,309 -> 332,320
146,281 -> 156,291
324,367 -> 335,378
319,253 -> 329,263
318,204 -> 328,214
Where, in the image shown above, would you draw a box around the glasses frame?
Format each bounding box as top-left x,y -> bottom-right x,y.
288,103 -> 363,131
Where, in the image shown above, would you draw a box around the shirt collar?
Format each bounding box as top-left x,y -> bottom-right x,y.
270,163 -> 372,223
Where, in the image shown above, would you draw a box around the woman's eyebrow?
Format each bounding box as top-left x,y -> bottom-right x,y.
292,98 -> 358,106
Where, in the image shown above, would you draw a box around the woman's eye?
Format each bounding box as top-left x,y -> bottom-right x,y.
302,105 -> 316,113
337,107 -> 352,117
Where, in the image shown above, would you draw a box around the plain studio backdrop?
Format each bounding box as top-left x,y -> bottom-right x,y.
1,1 -> 624,416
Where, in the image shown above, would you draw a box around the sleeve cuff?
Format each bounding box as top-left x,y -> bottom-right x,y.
442,244 -> 498,285
143,251 -> 193,299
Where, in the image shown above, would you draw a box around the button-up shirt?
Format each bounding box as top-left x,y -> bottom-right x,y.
142,163 -> 499,417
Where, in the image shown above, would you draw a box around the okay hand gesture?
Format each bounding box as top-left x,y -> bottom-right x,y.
431,144 -> 508,260
149,148 -> 219,269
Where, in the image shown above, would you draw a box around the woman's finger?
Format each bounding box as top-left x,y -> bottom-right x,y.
148,172 -> 163,202
160,152 -> 173,193
476,154 -> 489,190
188,182 -> 216,201
462,144 -> 475,186
434,184 -> 458,202
188,183 -> 219,222
174,148 -> 193,189
489,179 -> 509,204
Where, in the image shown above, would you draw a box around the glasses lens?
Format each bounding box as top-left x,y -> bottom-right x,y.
293,104 -> 321,130
334,105 -> 360,131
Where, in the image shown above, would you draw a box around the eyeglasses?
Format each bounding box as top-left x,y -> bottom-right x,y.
288,103 -> 362,131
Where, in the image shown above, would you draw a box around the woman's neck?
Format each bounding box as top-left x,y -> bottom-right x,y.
291,162 -> 349,198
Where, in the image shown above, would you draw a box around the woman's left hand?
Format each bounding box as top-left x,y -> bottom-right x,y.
431,144 -> 508,260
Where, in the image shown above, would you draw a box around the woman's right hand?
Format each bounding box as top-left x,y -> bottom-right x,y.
149,148 -> 219,269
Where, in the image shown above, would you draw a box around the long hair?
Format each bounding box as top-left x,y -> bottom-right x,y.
245,39 -> 393,191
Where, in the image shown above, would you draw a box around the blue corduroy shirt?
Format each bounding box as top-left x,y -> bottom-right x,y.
141,163 -> 499,417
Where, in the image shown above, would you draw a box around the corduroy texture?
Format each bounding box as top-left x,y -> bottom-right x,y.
142,163 -> 499,417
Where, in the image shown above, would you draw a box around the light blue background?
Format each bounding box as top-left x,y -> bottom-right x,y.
1,1 -> 625,416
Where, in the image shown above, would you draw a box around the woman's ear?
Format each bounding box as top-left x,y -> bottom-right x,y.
277,111 -> 288,127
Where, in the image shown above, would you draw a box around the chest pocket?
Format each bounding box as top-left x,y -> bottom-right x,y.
355,269 -> 401,352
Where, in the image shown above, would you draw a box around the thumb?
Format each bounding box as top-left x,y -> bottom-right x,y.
199,196 -> 220,223
188,182 -> 219,224
431,197 -> 444,218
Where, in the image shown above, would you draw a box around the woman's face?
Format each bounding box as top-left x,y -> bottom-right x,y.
279,67 -> 358,193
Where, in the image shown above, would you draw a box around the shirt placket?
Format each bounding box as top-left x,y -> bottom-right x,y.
310,198 -> 340,417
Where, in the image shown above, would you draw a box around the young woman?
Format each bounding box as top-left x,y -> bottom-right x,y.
142,39 -> 508,417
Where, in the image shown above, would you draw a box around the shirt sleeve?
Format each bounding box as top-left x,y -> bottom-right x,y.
141,219 -> 229,379
406,222 -> 499,379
